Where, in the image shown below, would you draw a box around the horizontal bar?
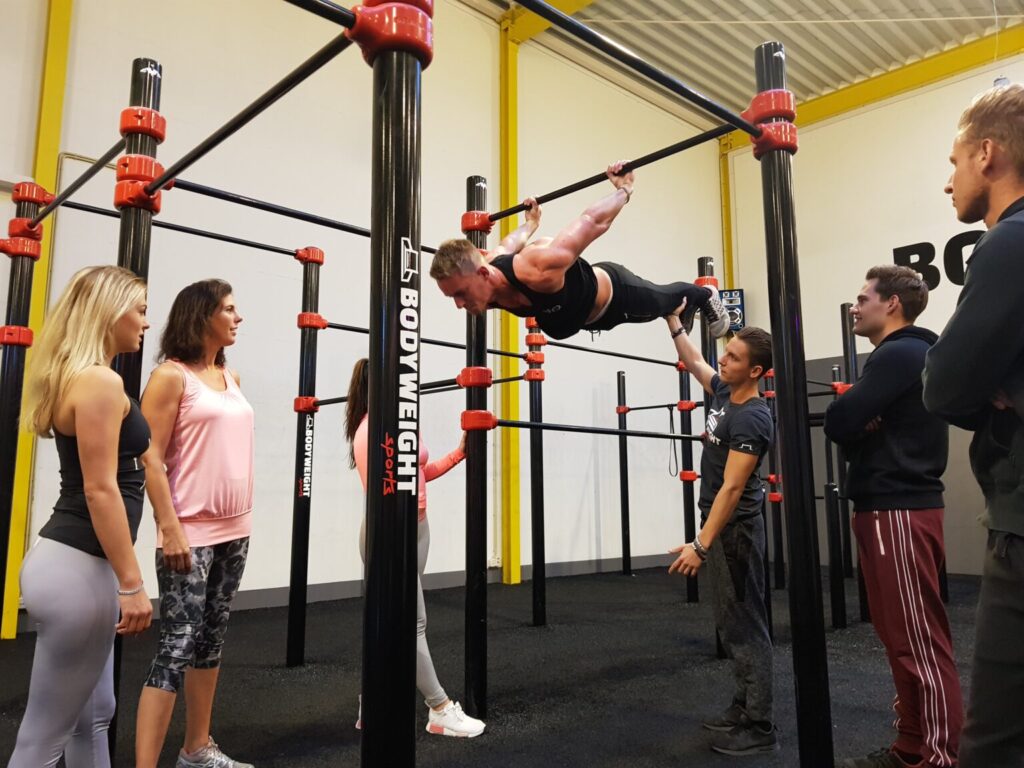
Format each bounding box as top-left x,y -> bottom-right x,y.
173,178 -> 438,254
545,339 -> 678,368
324,322 -> 525,359
807,378 -> 836,388
31,138 -> 127,227
62,201 -> 296,255
624,402 -> 677,412
489,124 -> 733,222
512,0 -> 761,137
281,0 -> 356,27
422,376 -> 524,397
421,376 -> 458,391
315,395 -> 348,407
147,33 -> 354,193
497,418 -> 701,442
807,390 -> 836,398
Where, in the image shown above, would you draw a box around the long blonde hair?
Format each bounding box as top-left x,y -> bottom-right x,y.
22,265 -> 147,436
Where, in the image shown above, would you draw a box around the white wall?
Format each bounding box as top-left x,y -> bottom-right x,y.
0,0 -> 46,184
730,56 -> 1024,574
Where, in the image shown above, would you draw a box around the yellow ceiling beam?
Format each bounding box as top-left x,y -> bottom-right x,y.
503,0 -> 597,45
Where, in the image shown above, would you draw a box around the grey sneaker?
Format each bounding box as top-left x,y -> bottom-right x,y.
701,701 -> 746,732
700,285 -> 730,338
839,748 -> 912,768
710,716 -> 779,756
176,738 -> 253,768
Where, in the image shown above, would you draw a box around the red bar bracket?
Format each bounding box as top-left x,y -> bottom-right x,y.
764,389 -> 776,399
114,180 -> 162,213
765,368 -> 775,379
0,325 -> 33,347
525,333 -> 547,347
832,382 -> 853,396
0,238 -> 42,260
695,275 -> 719,289
457,366 -> 493,388
525,316 -> 539,330
295,246 -> 325,265
297,312 -> 328,330
120,107 -> 167,143
116,154 -> 171,186
679,470 -> 699,483
615,405 -> 629,415
347,2 -> 434,68
769,491 -> 784,504
294,396 -> 319,413
462,410 -> 497,431
524,351 -> 544,365
751,122 -> 798,160
676,360 -> 687,372
12,182 -> 54,207
8,218 -> 42,240
677,400 -> 697,412
767,473 -> 779,485
742,89 -> 796,123
460,210 -> 493,235
524,369 -> 545,382
113,154 -> 165,213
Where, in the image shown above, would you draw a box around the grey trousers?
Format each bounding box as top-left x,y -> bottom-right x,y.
8,538 -> 118,768
706,514 -> 774,724
359,517 -> 447,707
959,530 -> 1024,768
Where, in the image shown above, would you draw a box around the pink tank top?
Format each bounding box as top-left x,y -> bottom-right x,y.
160,360 -> 255,547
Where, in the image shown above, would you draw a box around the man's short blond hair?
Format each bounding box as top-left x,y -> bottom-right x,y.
429,238 -> 484,280
958,83 -> 1024,177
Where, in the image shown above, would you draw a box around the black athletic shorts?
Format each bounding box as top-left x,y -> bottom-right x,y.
585,261 -> 706,332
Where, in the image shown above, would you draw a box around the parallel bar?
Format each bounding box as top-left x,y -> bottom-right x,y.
831,363 -> 854,578
173,178 -> 438,253
528,332 -> 546,627
147,34 -> 354,194
512,0 -> 761,136
315,395 -> 348,406
324,321 -> 523,359
29,138 -> 126,226
489,124 -> 733,221
623,402 -> 678,412
63,201 -> 296,255
282,0 -> 357,27
545,338 -> 677,368
497,418 -> 699,442
754,41 -> 835,766
679,365 -> 699,603
841,301 -> 870,622
616,372 -> 631,576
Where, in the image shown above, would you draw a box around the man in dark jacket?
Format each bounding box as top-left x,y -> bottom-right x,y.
827,265 -> 962,768
923,83 -> 1024,768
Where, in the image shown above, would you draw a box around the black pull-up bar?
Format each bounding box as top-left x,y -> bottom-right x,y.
511,0 -> 761,138
282,0 -> 357,27
489,123 -> 733,222
497,417 -> 701,442
545,338 -> 679,368
29,138 -> 126,227
147,32 -> 354,194
324,321 -> 524,360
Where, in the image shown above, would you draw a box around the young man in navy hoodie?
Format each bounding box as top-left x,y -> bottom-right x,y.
825,265 -> 963,768
923,83 -> 1024,768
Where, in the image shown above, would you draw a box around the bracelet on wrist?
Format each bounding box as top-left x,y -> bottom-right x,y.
620,186 -> 632,202
692,534 -> 709,560
671,325 -> 686,339
118,583 -> 143,597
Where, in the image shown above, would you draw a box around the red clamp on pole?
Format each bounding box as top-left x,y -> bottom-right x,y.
765,368 -> 775,379
677,400 -> 697,412
294,247 -> 325,265
114,154 -> 165,213
462,410 -> 497,431
524,369 -> 545,382
764,389 -> 776,399
768,491 -> 784,504
751,122 -> 798,160
0,238 -> 42,260
294,396 -> 320,413
832,382 -> 853,395
679,470 -> 700,483
525,333 -> 547,347
615,405 -> 630,415
8,218 -> 43,240
695,275 -> 719,289
676,360 -> 687,372
120,107 -> 167,143
525,316 -> 539,330
767,474 -> 779,485
742,89 -> 796,123
297,312 -> 328,330
12,182 -> 54,207
346,1 -> 434,68
524,351 -> 545,365
460,211 -> 493,235
457,366 -> 493,388
0,326 -> 34,347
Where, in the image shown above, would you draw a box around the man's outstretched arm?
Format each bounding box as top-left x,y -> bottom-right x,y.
666,309 -> 717,394
497,197 -> 541,255
519,162 -> 634,279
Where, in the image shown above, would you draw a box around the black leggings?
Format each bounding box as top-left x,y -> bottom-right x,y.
585,261 -> 709,332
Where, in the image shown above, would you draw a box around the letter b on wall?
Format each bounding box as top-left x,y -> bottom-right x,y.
893,242 -> 940,289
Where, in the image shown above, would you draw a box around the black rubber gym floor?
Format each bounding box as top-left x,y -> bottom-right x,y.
0,567 -> 977,767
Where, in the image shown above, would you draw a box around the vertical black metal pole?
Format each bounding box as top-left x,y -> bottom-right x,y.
616,372 -> 631,576
360,46 -> 422,768
842,302 -> 871,622
110,57 -> 162,761
528,326 -> 546,627
464,176 -> 489,718
678,368 -> 699,602
286,257 -> 321,667
761,495 -> 774,641
832,360 -> 854,578
823,365 -> 847,629
765,377 -> 786,589
0,190 -> 44,640
755,42 -> 834,767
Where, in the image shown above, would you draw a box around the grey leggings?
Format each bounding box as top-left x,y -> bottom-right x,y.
359,517 -> 447,707
8,537 -> 119,768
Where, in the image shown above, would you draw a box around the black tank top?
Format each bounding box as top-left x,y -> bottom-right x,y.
490,254 -> 598,340
39,398 -> 151,559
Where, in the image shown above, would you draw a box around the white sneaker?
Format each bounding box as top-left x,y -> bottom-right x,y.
176,738 -> 253,768
426,700 -> 486,738
700,285 -> 731,338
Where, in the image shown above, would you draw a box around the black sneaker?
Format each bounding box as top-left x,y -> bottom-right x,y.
839,748 -> 913,768
710,716 -> 780,756
701,701 -> 746,732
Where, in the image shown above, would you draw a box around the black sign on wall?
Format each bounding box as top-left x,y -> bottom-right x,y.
892,230 -> 984,289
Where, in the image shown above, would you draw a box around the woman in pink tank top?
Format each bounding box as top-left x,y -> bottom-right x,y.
345,358 -> 485,738
135,280 -> 255,768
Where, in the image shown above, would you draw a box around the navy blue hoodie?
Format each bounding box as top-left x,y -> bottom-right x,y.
824,325 -> 947,511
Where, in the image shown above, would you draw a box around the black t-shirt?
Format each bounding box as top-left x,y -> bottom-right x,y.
489,253 -> 598,340
698,375 -> 774,522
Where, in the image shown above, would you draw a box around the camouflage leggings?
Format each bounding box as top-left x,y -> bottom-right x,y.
144,537 -> 249,693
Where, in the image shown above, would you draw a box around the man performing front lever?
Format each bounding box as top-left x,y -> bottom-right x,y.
429,162 -> 729,340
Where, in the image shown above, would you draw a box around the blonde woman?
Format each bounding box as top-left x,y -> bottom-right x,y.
9,266 -> 153,768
